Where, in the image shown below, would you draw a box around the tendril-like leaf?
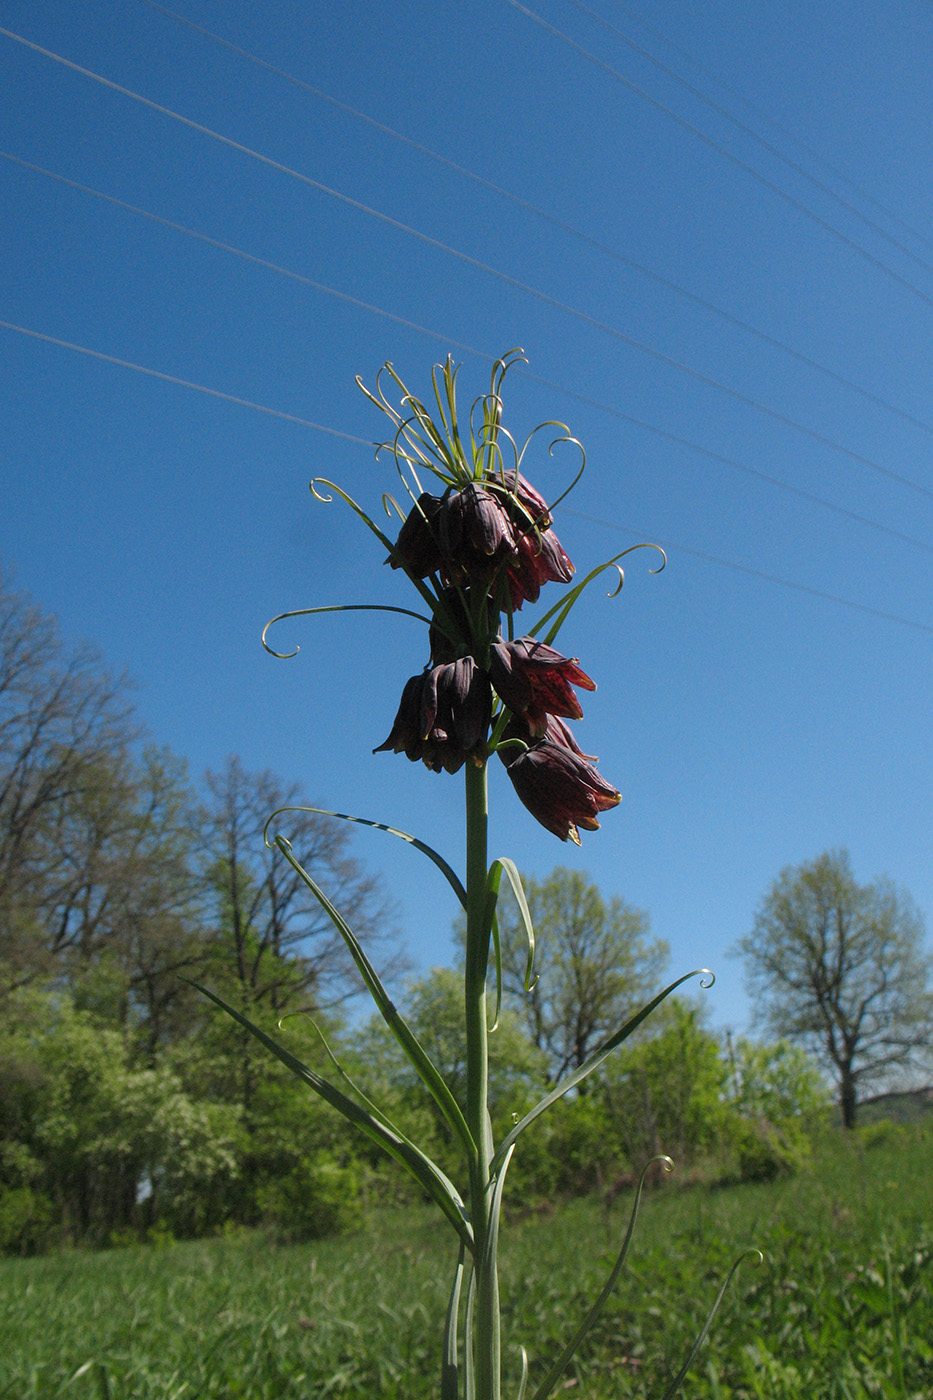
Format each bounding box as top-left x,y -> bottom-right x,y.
441,1242 -> 466,1400
489,909 -> 502,1034
262,804 -> 467,908
531,1156 -> 674,1400
487,859 -> 538,993
186,980 -> 473,1251
659,1249 -> 763,1400
269,833 -> 476,1158
308,476 -> 442,613
516,1346 -> 530,1400
490,969 -> 713,1177
276,1009 -> 401,1134
480,1144 -> 516,1284
529,542 -> 667,649
464,1265 -> 476,1400
261,604 -> 432,659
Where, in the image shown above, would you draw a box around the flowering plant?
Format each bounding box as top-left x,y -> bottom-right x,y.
196,352 -> 756,1398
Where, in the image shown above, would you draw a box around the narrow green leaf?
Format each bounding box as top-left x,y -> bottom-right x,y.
489,907 -> 502,1033
531,1157 -> 673,1400
491,969 -> 713,1176
516,1347 -> 530,1400
187,980 -> 473,1251
659,1250 -> 763,1400
309,477 -> 442,614
527,543 -> 666,649
441,1243 -> 466,1400
488,858 -> 537,992
480,1145 -> 515,1280
271,837 -> 476,1158
464,1264 -> 476,1400
261,604 -> 431,659
263,804 -> 467,908
277,1009 -> 405,1138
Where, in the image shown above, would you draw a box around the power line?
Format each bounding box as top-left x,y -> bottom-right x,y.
506,1 -> 933,310
133,0 -> 933,443
566,0 -> 933,281
606,0 -> 933,259
566,510 -> 933,637
0,319 -> 372,442
2,316 -> 930,637
6,149 -> 932,561
2,25 -> 930,502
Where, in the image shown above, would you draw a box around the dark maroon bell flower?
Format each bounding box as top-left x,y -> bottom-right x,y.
487,469 -> 552,530
500,710 -> 598,762
488,636 -> 595,736
501,736 -> 620,845
505,527 -> 574,610
373,672 -> 427,764
389,493 -> 444,577
542,712 -> 597,761
436,485 -> 517,584
375,659 -> 492,774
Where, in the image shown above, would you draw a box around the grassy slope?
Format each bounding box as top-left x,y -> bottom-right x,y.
1,1123 -> 930,1399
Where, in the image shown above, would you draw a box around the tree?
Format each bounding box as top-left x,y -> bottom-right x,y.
31,745 -> 206,1056
195,756 -> 400,1142
202,758 -> 398,1016
491,867 -> 668,1083
353,967 -> 546,1190
726,1037 -> 830,1125
0,568 -> 136,992
737,850 -> 933,1127
599,999 -> 727,1167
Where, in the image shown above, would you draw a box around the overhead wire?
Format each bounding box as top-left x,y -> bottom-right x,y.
505,0 -> 933,310
606,0 -> 933,259
566,0 -> 933,280
131,0 -> 933,443
0,318 -> 372,443
565,509 -> 933,637
5,149 -> 933,562
1,25 -> 931,503
1,316 -> 929,637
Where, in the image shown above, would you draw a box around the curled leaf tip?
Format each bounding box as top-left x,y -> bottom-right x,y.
310,478 -> 334,502
261,613 -> 300,659
698,968 -> 716,989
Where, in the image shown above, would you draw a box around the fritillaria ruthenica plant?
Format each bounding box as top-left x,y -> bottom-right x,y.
196,352 -> 758,1400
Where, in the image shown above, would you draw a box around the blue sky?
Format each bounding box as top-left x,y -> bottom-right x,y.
2,0 -> 932,1036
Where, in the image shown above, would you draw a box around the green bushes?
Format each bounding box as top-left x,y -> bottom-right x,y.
1,980 -> 838,1253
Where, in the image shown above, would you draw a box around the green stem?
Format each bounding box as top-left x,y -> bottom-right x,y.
463,759 -> 499,1400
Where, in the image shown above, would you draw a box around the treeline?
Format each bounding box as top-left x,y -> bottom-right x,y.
0,573 -> 827,1255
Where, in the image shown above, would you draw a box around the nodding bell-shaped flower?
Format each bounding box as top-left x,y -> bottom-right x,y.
389,493 -> 444,578
505,527 -> 574,609
501,710 -> 598,762
488,636 -> 596,736
375,658 -> 492,774
388,471 -> 572,614
436,485 -> 517,584
499,735 -> 621,845
486,469 -> 552,530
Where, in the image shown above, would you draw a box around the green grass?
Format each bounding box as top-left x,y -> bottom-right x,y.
1,1123 -> 930,1399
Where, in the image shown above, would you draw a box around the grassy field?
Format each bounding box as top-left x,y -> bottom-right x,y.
1,1121 -> 930,1399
